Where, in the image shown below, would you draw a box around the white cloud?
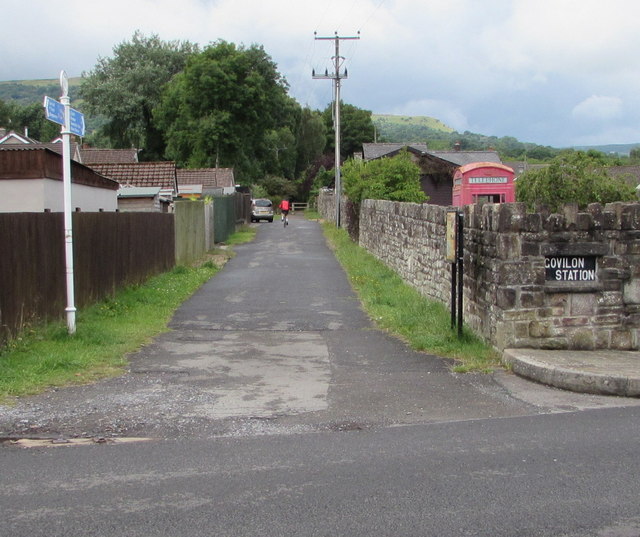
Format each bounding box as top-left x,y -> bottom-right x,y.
4,0 -> 640,146
572,96 -> 623,121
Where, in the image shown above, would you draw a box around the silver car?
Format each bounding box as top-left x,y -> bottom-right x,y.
250,198 -> 274,222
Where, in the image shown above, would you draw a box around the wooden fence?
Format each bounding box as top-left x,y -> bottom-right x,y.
0,212 -> 175,344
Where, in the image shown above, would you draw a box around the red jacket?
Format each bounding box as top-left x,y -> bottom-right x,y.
279,200 -> 291,211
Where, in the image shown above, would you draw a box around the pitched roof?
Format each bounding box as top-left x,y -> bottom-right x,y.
89,162 -> 178,192
0,147 -> 119,190
0,142 -> 83,162
428,150 -> 502,166
81,148 -> 139,164
176,168 -> 235,188
363,143 -> 429,160
362,143 -> 502,167
0,130 -> 40,144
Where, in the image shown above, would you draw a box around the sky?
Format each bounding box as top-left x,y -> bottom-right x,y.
2,0 -> 640,148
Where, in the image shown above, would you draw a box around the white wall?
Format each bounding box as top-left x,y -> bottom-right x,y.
0,179 -> 117,212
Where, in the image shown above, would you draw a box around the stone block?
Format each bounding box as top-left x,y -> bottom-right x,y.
611,330 -> 634,350
529,321 -> 552,338
569,329 -> 596,350
624,279 -> 640,304
521,241 -> 540,256
621,203 -> 640,230
595,330 -> 610,347
523,213 -> 542,232
570,294 -> 596,315
576,212 -> 594,231
496,287 -> 517,309
496,234 -> 521,260
521,292 -> 544,308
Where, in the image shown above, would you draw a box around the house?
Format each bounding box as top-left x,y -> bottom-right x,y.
0,146 -> 118,212
176,168 -> 236,196
363,143 -> 503,206
362,143 -> 428,161
88,161 -> 179,201
117,186 -> 171,212
0,130 -> 39,145
177,184 -> 203,200
0,130 -> 84,161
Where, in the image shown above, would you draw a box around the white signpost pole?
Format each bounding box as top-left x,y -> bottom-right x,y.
59,71 -> 76,335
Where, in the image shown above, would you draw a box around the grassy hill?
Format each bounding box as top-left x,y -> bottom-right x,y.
0,78 -> 83,106
372,114 -> 454,143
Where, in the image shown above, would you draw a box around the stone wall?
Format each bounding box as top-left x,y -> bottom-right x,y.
318,191 -> 640,351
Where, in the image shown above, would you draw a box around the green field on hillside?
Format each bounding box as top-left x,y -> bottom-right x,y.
0,78 -> 82,106
372,114 -> 455,144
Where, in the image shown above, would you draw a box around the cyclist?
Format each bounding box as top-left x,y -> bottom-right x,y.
278,198 -> 291,223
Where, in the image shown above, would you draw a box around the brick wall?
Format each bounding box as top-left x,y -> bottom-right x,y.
318,191 -> 640,351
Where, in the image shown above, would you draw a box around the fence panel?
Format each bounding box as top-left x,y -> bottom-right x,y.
0,212 -> 174,344
174,201 -> 206,265
213,196 -> 235,243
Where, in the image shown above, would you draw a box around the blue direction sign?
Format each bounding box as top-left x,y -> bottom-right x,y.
44,96 -> 65,126
69,108 -> 85,137
43,96 -> 86,137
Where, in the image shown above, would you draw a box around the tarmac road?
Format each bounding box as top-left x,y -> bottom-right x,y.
1,214 -> 638,441
2,214 -> 640,537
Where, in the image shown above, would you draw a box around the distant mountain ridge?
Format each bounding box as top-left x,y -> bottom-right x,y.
0,78 -> 83,106
572,143 -> 640,156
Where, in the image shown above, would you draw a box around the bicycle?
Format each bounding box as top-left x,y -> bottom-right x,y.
282,213 -> 289,227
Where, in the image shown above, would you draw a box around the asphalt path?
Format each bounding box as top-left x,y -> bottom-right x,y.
2,214 -> 640,536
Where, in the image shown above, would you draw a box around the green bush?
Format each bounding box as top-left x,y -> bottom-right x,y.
342,150 -> 427,205
516,151 -> 637,212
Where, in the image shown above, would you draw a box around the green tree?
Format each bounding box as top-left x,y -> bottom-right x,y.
155,40 -> 291,183
516,151 -> 637,212
4,101 -> 59,142
322,102 -> 375,158
81,31 -> 198,160
294,107 -> 326,178
342,150 -> 427,205
264,127 -> 297,179
0,99 -> 10,128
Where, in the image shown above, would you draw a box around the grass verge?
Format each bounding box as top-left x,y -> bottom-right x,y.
322,223 -> 501,373
0,228 -> 255,403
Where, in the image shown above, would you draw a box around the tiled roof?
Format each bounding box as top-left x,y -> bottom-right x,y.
176,168 -> 235,188
0,142 -> 82,161
362,143 -> 501,167
81,148 -> 139,164
363,143 -> 429,160
89,162 -> 177,191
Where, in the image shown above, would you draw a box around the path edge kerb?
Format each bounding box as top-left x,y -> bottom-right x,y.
502,349 -> 640,397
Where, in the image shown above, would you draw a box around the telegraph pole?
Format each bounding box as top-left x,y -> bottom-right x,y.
313,31 -> 360,227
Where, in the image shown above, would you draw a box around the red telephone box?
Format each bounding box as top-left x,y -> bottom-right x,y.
452,162 -> 516,207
